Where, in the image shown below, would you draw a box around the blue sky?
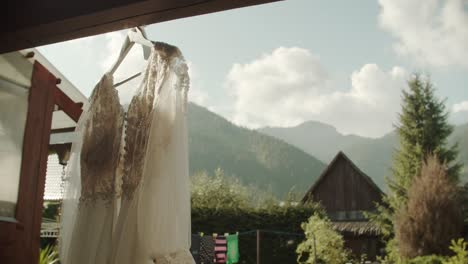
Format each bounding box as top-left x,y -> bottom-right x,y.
39,0 -> 468,138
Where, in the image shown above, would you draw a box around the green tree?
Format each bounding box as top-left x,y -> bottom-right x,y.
390,75 -> 461,201
296,213 -> 349,264
191,169 -> 252,211
369,75 -> 462,259
190,168 -> 279,211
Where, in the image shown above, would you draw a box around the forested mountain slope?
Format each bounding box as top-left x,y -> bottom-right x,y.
187,103 -> 326,197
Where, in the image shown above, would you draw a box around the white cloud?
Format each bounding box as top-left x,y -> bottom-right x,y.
226,47 -> 408,138
187,61 -> 210,106
378,0 -> 468,68
451,100 -> 468,124
453,101 -> 468,113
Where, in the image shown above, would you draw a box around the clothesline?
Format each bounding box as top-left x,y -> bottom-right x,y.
191,229 -> 304,263
192,229 -> 304,237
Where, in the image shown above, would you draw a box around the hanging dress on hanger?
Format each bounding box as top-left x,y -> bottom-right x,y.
111,42 -> 194,264
60,74 -> 124,264
61,39 -> 194,264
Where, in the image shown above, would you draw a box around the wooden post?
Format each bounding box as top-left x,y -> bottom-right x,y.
0,61 -> 83,264
14,61 -> 57,264
256,229 -> 260,264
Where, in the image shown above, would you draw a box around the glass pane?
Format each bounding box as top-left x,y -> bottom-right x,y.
0,85 -> 29,217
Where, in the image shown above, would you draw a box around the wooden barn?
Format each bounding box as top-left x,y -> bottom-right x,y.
302,151 -> 384,260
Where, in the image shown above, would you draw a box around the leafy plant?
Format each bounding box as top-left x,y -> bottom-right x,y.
381,239 -> 468,264
445,239 -> 468,264
39,245 -> 59,264
408,255 -> 446,264
296,213 -> 349,264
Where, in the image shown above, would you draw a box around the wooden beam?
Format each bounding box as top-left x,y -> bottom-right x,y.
54,86 -> 83,123
13,61 -> 57,264
51,127 -> 76,134
0,0 -> 281,53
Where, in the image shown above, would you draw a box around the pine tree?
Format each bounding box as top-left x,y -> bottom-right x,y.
369,75 -> 462,259
389,75 -> 461,203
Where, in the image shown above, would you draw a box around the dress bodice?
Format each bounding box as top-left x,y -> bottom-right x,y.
120,58 -> 157,199
80,74 -> 124,202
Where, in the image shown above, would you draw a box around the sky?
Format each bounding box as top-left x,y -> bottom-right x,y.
38,0 -> 468,138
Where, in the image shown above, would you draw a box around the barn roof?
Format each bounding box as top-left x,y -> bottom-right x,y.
332,221 -> 380,236
302,151 -> 383,203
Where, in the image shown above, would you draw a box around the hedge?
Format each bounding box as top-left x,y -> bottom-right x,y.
192,205 -> 321,264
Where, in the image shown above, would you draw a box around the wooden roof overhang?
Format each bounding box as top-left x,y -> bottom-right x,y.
1,0 -> 282,54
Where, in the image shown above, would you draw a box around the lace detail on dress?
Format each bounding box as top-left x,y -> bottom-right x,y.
80,74 -> 124,203
121,43 -> 189,199
121,51 -> 161,199
153,250 -> 195,264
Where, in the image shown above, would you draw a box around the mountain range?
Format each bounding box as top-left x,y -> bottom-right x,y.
187,103 -> 467,196
260,121 -> 468,190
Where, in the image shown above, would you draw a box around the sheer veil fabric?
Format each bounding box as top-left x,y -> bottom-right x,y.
59,74 -> 124,264
60,43 -> 194,264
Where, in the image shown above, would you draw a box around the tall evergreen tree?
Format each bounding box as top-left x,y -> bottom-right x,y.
389,75 -> 461,208
369,75 -> 462,259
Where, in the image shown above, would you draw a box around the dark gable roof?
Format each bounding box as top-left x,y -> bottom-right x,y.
302,151 -> 383,203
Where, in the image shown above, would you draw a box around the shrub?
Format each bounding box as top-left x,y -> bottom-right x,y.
396,155 -> 463,258
191,169 -> 253,211
445,239 -> 468,264
296,213 -> 349,264
408,255 -> 446,264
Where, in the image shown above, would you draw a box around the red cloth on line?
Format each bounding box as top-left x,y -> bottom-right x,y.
214,236 -> 227,263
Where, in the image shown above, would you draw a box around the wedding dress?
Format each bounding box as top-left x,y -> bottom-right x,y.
60,42 -> 194,264
60,74 -> 124,264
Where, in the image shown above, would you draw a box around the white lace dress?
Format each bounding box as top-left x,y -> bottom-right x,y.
60,74 -> 124,264
61,43 -> 194,264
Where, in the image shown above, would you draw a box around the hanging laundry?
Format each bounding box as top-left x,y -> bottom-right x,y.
214,236 -> 227,263
200,236 -> 215,264
226,234 -> 240,264
191,234 -> 201,264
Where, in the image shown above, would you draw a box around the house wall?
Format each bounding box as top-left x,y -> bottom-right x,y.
343,234 -> 383,260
